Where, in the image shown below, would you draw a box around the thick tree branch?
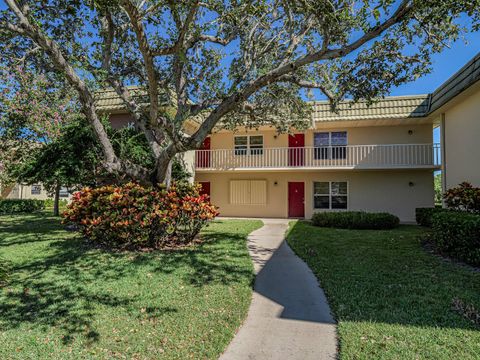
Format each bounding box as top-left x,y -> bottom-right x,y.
121,0 -> 159,122
188,0 -> 414,148
278,74 -> 335,101
4,0 -> 150,182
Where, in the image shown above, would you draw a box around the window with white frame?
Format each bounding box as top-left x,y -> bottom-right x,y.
31,184 -> 42,195
314,131 -> 347,160
234,135 -> 263,155
313,182 -> 348,209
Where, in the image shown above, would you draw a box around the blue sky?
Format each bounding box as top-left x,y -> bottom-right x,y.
391,32 -> 480,96
389,31 -> 480,145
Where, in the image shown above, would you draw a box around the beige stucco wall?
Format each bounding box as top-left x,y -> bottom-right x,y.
6,184 -> 51,200
443,89 -> 480,188
196,169 -> 434,222
209,123 -> 433,150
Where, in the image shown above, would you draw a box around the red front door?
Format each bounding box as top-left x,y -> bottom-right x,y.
196,137 -> 211,168
288,182 -> 305,218
288,134 -> 305,166
199,181 -> 210,197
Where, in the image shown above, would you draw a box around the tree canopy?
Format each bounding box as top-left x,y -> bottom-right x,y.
1,0 -> 479,185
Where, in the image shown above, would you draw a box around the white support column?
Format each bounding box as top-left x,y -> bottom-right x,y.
440,113 -> 447,206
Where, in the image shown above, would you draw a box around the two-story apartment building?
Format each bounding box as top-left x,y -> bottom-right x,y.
194,96 -> 440,222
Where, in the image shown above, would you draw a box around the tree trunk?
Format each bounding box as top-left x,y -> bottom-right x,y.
164,160 -> 172,188
154,153 -> 174,188
53,184 -> 60,216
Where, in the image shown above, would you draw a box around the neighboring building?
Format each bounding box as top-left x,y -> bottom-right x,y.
2,183 -> 71,200
427,52 -> 480,191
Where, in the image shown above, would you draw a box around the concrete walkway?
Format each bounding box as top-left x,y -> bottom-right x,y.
220,219 -> 337,360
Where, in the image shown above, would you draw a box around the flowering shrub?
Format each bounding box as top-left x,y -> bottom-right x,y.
63,182 -> 219,249
444,182 -> 480,213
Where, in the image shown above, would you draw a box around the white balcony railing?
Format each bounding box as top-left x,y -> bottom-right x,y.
195,143 -> 441,170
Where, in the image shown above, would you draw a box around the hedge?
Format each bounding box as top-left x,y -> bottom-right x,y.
311,211 -> 400,230
415,207 -> 449,227
0,199 -> 45,214
431,211 -> 480,266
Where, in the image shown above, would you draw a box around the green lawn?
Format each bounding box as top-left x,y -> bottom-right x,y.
287,221 -> 480,360
0,212 -> 262,359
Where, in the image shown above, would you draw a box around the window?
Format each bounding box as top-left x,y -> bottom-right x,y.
314,131 -> 347,159
31,184 -> 41,195
313,182 -> 348,209
230,180 -> 267,205
59,187 -> 70,198
234,135 -> 263,155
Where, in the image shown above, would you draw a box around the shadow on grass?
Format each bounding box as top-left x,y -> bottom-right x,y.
0,217 -> 252,344
286,220 -> 480,331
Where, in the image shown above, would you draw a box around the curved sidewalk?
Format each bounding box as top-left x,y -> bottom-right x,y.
220,219 -> 337,360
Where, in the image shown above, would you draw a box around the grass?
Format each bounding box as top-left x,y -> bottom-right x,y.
0,211 -> 262,359
287,221 -> 480,360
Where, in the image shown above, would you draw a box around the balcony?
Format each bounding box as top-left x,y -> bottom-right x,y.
195,143 -> 441,171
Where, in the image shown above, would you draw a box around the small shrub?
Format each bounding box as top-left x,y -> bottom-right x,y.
431,211 -> 480,266
0,199 -> 45,214
444,182 -> 480,213
63,182 -> 219,249
311,211 -> 399,230
415,207 -> 449,227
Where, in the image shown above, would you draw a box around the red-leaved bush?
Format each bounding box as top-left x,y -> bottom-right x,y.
63,182 -> 219,249
444,182 -> 480,213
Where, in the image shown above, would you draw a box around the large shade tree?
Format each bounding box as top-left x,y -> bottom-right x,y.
1,0 -> 479,185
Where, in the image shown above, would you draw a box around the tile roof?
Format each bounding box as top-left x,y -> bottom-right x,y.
310,95 -> 430,122
429,52 -> 480,113
95,86 -> 167,112
95,51 -> 480,121
96,88 -> 431,122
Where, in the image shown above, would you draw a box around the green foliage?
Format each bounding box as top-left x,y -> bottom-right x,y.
63,182 -> 219,249
44,198 -> 69,208
287,222 -> 480,359
415,207 -> 449,227
12,117 -> 103,195
0,257 -> 11,287
0,212 -> 262,358
311,211 -> 399,229
0,66 -> 77,186
172,157 -> 192,182
444,182 -> 480,213
0,199 -> 45,214
109,123 -> 155,169
434,173 -> 442,205
431,211 -> 480,266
